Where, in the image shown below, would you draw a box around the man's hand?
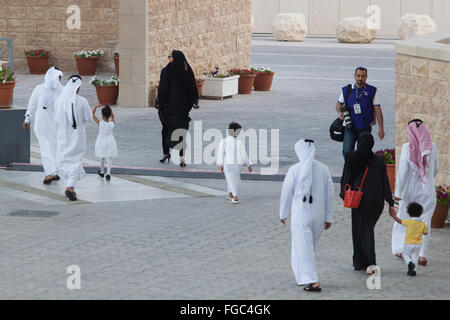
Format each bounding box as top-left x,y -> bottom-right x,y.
389,206 -> 396,217
248,166 -> 253,173
23,122 -> 30,130
378,127 -> 385,140
220,166 -> 224,173
324,222 -> 332,230
338,112 -> 344,120
280,218 -> 287,225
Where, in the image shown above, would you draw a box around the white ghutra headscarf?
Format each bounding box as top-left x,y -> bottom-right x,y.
41,67 -> 63,108
54,75 -> 82,129
295,139 -> 316,200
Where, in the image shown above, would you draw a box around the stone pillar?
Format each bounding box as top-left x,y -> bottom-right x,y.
119,0 -> 148,107
395,29 -> 450,186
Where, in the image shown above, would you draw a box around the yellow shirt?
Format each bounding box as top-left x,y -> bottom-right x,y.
402,219 -> 428,244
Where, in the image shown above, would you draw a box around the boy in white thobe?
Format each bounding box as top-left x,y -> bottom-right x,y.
280,139 -> 334,292
23,67 -> 64,184
54,75 -> 92,201
217,122 -> 252,204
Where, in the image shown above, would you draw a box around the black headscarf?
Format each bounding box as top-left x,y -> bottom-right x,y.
170,50 -> 199,108
349,132 -> 375,174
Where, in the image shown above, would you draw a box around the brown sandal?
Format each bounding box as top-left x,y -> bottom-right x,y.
418,257 -> 427,266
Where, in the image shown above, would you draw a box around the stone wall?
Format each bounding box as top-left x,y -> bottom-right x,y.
146,0 -> 252,106
0,0 -> 119,73
395,53 -> 450,185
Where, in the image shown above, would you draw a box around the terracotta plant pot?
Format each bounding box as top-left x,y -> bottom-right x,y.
114,57 -> 119,75
95,85 -> 119,105
196,81 -> 203,97
26,56 -> 49,74
386,163 -> 395,192
253,72 -> 274,91
0,81 -> 16,109
431,204 -> 449,228
237,74 -> 256,94
75,56 -> 99,76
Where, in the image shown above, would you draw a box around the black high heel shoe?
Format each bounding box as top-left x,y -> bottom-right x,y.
159,154 -> 171,163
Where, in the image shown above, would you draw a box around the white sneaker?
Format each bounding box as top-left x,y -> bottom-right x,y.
227,196 -> 232,201
231,199 -> 239,204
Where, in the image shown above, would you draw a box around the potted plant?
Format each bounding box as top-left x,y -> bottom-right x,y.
0,64 -> 16,109
113,52 -> 119,75
230,68 -> 257,94
74,50 -> 104,76
252,67 -> 275,91
196,78 -> 204,98
375,148 -> 395,192
431,185 -> 449,228
24,49 -> 49,74
90,75 -> 119,105
201,67 -> 239,100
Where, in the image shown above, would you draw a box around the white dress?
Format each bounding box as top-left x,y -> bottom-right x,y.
280,160 -> 334,285
95,120 -> 117,158
216,136 -> 250,196
391,142 -> 438,258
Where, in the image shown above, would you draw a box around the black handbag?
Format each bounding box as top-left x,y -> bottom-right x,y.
329,84 -> 351,142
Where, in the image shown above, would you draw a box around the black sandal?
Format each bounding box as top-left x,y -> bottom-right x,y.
304,283 -> 321,292
51,175 -> 60,181
65,190 -> 77,201
43,178 -> 52,185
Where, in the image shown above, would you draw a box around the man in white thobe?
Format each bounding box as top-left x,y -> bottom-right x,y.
392,120 -> 438,265
54,75 -> 92,201
23,67 -> 64,184
280,139 -> 334,292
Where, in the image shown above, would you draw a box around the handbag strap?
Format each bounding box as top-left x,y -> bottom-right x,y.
358,165 -> 369,189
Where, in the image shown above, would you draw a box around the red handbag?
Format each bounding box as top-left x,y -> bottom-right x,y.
344,165 -> 369,209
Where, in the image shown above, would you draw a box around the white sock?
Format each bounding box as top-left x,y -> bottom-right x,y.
100,158 -> 105,174
106,158 -> 112,175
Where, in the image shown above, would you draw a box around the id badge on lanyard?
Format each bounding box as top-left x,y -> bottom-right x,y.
353,88 -> 362,114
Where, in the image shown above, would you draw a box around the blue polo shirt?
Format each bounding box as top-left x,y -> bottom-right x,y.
340,83 -> 379,130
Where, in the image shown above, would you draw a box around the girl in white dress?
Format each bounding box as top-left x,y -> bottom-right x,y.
93,105 -> 117,180
217,122 -> 252,204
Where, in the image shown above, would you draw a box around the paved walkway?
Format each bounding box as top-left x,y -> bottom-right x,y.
2,37 -> 448,300
12,37 -> 397,176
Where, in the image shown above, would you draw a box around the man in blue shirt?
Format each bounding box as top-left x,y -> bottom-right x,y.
336,67 -> 385,160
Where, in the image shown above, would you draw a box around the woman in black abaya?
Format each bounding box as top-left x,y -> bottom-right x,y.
340,133 -> 396,271
156,50 -> 199,167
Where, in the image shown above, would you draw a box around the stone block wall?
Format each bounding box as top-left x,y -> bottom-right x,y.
146,0 -> 252,105
0,0 -> 119,73
395,54 -> 450,186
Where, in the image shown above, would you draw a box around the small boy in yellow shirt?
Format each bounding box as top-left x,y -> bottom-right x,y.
390,202 -> 428,276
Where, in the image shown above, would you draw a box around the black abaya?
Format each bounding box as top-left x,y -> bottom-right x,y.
340,141 -> 394,270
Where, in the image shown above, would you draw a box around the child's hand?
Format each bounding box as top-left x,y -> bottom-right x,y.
248,166 -> 252,173
220,166 -> 224,173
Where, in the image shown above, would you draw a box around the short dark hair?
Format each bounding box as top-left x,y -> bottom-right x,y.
407,202 -> 423,217
102,105 -> 112,119
355,67 -> 367,75
228,122 -> 242,137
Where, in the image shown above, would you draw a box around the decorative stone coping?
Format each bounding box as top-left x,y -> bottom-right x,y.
395,28 -> 450,62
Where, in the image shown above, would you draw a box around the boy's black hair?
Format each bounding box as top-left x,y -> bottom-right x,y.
228,122 -> 242,137
102,105 -> 112,119
407,202 -> 423,217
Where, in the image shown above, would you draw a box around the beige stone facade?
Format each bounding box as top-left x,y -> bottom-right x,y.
0,0 -> 119,72
144,0 -> 252,106
395,30 -> 450,186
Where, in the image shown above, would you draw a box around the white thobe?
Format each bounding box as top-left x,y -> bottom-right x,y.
55,96 -> 92,188
25,84 -> 62,176
280,161 -> 334,285
217,136 -> 250,197
392,142 -> 438,258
